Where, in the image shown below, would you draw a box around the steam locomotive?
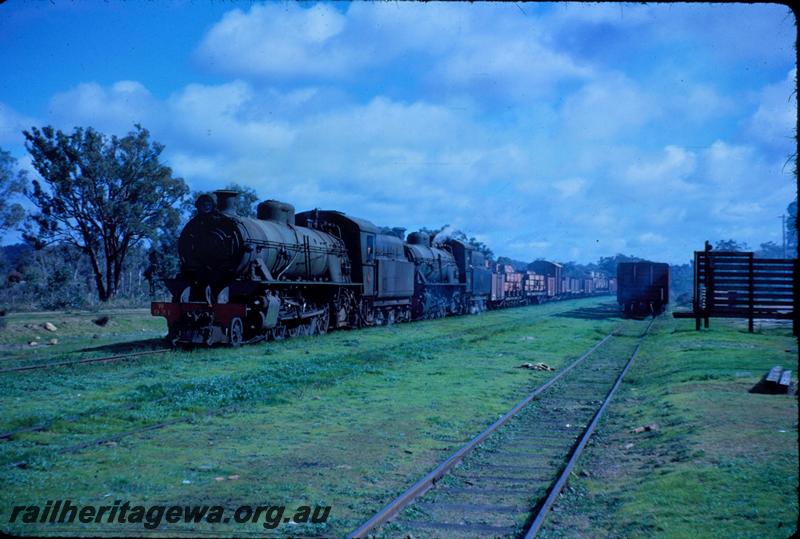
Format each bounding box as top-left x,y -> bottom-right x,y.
152,191 -> 614,346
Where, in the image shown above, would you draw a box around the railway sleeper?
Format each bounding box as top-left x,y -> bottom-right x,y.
395,520 -> 518,536
414,502 -> 526,515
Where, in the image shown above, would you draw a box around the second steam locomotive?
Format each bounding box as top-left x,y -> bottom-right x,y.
152,190 -> 615,346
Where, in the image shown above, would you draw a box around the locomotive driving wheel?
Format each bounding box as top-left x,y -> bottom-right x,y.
269,325 -> 286,341
317,306 -> 330,334
229,317 -> 244,347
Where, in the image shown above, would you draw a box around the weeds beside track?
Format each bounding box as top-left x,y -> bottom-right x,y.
354,318 -> 654,538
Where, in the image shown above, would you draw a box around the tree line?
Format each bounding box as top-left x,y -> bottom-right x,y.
0,124 -> 796,311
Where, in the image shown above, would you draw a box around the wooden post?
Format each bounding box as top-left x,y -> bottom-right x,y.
693,251 -> 701,330
794,259 -> 799,337
704,248 -> 712,329
747,253 -> 754,333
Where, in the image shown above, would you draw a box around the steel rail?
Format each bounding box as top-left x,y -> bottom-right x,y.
345,327 -> 619,539
522,317 -> 655,538
0,424 -> 47,440
0,349 -> 170,374
3,296 -> 601,374
1,307 -> 516,375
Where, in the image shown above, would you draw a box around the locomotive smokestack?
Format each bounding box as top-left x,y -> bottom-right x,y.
214,190 -> 239,215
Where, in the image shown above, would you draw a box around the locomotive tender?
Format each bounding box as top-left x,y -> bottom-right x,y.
152,191 -> 613,346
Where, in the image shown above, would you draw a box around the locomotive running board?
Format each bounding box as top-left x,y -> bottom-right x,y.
266,280 -> 360,287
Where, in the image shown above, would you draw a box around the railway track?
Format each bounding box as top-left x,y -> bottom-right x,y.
0,348 -> 171,374
348,317 -> 655,538
0,300 -> 571,375
4,406 -> 232,470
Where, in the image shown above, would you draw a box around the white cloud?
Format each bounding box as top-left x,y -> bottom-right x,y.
625,145 -> 697,192
608,238 -> 629,253
31,73 -> 797,264
711,201 -> 764,222
683,84 -> 737,122
196,2 -> 591,100
553,177 -> 587,198
167,81 -> 296,153
637,232 -> 667,245
0,102 -> 36,145
700,140 -> 793,243
648,206 -> 688,226
747,69 -> 797,152
11,3 -> 794,264
584,208 -> 620,229
508,239 -> 552,252
302,96 -> 471,151
48,81 -> 160,135
46,79 -> 297,157
547,3 -> 655,26
561,73 -> 656,140
168,152 -> 224,181
703,140 -> 759,186
662,4 -> 795,68
196,3 -> 357,78
438,35 -> 592,99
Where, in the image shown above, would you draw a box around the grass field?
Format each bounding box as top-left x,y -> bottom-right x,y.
0,298 -> 796,537
1,297 -> 619,536
539,315 -> 798,538
0,308 -> 166,370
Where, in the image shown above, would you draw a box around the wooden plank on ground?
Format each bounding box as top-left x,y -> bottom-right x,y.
766,366 -> 783,384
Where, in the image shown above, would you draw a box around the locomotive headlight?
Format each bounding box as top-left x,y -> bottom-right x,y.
196,194 -> 216,214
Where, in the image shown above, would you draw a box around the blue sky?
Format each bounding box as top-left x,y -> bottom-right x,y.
0,1 -> 796,264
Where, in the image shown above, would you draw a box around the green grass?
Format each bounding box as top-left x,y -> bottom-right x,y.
0,309 -> 166,369
539,315 -> 798,539
0,297 -> 619,536
4,302 -> 793,537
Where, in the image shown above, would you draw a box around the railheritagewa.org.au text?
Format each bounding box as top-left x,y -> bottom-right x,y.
8,500 -> 331,530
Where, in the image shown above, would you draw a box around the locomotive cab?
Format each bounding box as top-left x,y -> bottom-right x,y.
295,210 -> 414,326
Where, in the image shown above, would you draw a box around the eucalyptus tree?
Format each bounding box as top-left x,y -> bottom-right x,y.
23,125 -> 188,301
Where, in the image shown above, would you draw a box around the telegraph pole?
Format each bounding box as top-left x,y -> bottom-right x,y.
781,214 -> 786,258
